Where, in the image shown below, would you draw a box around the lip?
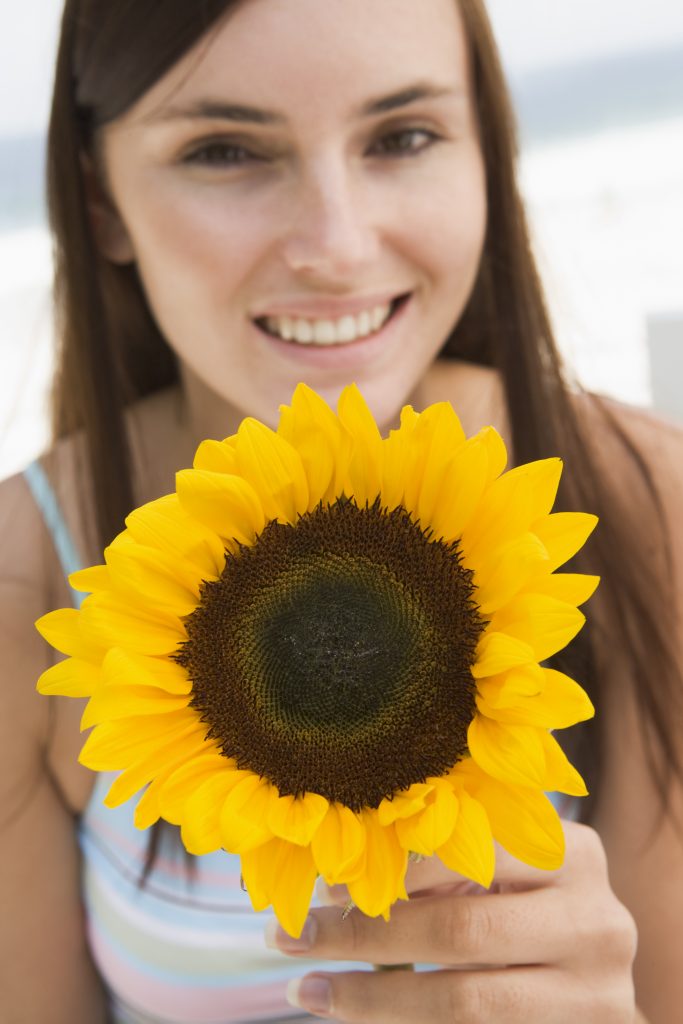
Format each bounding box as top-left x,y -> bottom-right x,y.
252,293 -> 413,370
251,291 -> 409,320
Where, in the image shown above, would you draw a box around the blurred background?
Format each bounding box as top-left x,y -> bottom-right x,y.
1,0 -> 682,480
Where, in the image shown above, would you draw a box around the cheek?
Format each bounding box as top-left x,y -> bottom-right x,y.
393,143 -> 486,274
120,177 -> 275,312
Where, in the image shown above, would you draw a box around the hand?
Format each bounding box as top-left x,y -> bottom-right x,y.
265,821 -> 638,1022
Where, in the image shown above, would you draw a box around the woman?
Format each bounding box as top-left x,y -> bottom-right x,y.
2,0 -> 681,1021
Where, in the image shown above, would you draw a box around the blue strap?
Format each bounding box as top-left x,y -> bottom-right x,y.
23,460 -> 85,608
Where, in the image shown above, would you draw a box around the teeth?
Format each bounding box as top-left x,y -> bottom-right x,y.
293,318 -> 314,344
263,302 -> 393,345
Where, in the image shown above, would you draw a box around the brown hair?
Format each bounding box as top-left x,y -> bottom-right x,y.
46,0 -> 681,867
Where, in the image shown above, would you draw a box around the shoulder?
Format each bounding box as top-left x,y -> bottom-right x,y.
0,468 -> 64,816
576,392 -> 683,558
0,457 -> 94,816
579,390 -> 683,474
0,466 -> 68,608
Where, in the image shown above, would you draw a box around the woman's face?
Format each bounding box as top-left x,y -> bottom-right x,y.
96,0 -> 487,432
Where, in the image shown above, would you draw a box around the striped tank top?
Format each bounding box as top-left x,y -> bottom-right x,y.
25,460 -> 578,1023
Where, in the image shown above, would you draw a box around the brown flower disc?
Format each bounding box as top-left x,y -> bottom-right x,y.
176,498 -> 486,810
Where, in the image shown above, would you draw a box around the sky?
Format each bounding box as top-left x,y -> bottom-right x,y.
2,0 -> 683,137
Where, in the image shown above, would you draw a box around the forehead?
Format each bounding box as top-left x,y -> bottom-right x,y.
127,0 -> 470,125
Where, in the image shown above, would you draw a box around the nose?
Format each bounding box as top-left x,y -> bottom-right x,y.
281,160 -> 380,281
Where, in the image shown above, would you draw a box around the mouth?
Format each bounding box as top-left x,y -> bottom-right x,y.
253,294 -> 412,347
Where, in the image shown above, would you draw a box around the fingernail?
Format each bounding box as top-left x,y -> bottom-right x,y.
287,974 -> 332,1015
264,914 -> 317,952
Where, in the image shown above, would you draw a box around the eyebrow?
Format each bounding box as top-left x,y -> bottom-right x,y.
149,82 -> 464,125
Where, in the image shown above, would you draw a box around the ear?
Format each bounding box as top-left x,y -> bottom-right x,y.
80,151 -> 136,265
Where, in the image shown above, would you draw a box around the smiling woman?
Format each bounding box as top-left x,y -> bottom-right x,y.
87,4 -> 486,433
1,1 -> 682,1023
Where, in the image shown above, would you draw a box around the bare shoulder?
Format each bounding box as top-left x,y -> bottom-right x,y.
580,389 -> 683,466
0,468 -> 66,809
0,455 -> 95,817
577,391 -> 683,543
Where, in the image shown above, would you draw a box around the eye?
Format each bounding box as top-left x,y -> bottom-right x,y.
369,128 -> 440,158
181,140 -> 263,168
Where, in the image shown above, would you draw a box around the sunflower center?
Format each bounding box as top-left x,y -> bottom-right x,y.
176,498 -> 486,810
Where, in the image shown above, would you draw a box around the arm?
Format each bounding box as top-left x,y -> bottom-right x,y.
591,406 -> 683,1024
0,472 -> 108,1024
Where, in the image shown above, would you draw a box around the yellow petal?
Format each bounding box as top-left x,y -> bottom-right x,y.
466,766 -> 565,870
468,716 -> 547,788
68,565 -> 110,594
235,419 -> 309,525
337,384 -> 383,506
193,438 -> 240,474
489,595 -> 586,662
479,425 -> 508,483
239,838 -> 277,912
135,765 -> 189,830
472,632 -> 537,679
102,648 -> 192,695
181,772 -> 237,855
519,573 -> 600,607
267,791 -> 329,846
176,469 -> 265,545
269,841 -> 319,938
462,458 -> 563,559
104,542 -> 203,616
476,663 -> 545,706
218,774 -> 274,854
241,837 -> 318,937
394,778 -> 459,856
102,728 -> 209,809
399,405 -> 420,430
477,667 -> 594,729
436,788 -> 494,888
125,494 -> 226,578
429,432 -> 491,543
377,783 -> 434,826
79,597 -> 186,656
404,403 -> 466,523
80,684 -> 190,730
540,732 -> 588,796
532,513 -> 598,572
311,803 -> 366,884
78,711 -> 202,771
277,383 -> 347,508
34,607 -> 105,662
472,532 -> 550,615
36,657 -> 101,697
381,408 -> 419,512
346,811 -> 407,919
158,753 -> 234,825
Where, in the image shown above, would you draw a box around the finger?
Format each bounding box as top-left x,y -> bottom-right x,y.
269,886 -> 574,967
406,843 -> 564,896
287,966 -> 571,1023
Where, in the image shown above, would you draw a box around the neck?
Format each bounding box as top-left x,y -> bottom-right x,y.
179,363 -> 247,447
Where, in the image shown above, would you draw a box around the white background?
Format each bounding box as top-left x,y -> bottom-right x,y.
3,1 -> 683,135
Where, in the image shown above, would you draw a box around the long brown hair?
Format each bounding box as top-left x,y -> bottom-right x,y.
46,0 -> 681,865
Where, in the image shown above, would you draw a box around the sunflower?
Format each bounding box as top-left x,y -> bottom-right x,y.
35,383 -> 597,937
